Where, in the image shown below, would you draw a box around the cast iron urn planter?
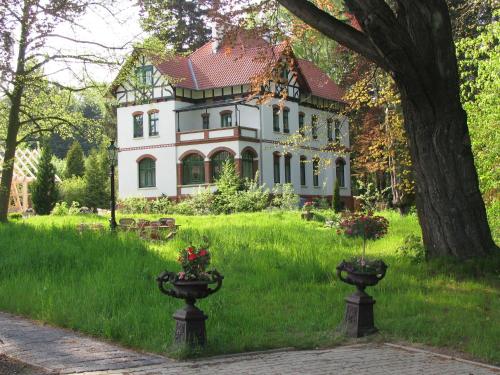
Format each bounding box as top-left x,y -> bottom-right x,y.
337,259 -> 387,337
156,270 -> 223,347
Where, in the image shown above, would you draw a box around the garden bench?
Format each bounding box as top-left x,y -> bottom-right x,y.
118,218 -> 136,232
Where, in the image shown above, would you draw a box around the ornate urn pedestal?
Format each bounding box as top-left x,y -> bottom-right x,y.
336,260 -> 387,337
301,211 -> 313,221
157,271 -> 223,347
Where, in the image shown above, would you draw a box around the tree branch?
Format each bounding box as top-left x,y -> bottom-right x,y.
277,0 -> 389,70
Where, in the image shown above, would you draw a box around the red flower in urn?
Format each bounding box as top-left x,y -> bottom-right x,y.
177,245 -> 212,281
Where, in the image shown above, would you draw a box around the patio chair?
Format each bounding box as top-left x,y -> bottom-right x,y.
119,218 -> 136,232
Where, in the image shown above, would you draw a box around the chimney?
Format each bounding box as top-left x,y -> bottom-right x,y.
212,23 -> 219,54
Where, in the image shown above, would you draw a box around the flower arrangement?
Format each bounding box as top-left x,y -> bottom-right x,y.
177,246 -> 212,281
303,201 -> 314,212
338,212 -> 389,271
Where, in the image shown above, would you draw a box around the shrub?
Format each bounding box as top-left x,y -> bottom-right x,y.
8,213 -> 22,220
119,197 -> 149,214
149,197 -> 174,214
32,146 -> 58,215
272,183 -> 299,210
83,149 -> 108,209
51,202 -> 69,216
215,160 -> 242,214
397,234 -> 426,263
333,179 -> 342,212
354,180 -> 390,212
59,177 -> 85,205
68,201 -> 81,215
230,173 -> 270,212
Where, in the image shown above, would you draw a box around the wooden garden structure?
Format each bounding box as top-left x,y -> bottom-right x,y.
0,147 -> 60,212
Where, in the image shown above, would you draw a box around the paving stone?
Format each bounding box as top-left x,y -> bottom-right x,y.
1,312 -> 499,375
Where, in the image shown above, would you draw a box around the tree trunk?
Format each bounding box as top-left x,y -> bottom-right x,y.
0,2 -> 30,222
276,0 -> 498,258
398,89 -> 496,258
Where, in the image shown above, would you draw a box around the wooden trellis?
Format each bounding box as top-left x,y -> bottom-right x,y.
0,147 -> 61,212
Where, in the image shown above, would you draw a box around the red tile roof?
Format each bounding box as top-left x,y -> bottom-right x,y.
155,35 -> 345,102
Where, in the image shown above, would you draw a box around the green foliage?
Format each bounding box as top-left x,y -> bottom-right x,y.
31,146 -> 58,215
8,213 -> 22,220
139,0 -> 211,53
397,234 -> 426,263
230,173 -> 270,212
177,246 -> 211,281
1,212 -> 499,362
215,161 -> 241,214
354,180 -> 390,212
119,197 -> 175,215
83,149 -> 109,209
51,156 -> 66,178
65,141 -> 85,178
272,183 -> 300,210
59,177 -> 86,205
51,201 -> 82,216
457,17 -> 499,203
333,179 -> 341,212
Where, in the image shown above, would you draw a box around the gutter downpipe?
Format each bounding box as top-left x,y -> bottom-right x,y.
258,102 -> 264,186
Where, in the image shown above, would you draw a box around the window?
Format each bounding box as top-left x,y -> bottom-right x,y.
273,107 -> 280,132
211,151 -> 234,181
284,154 -> 291,183
138,158 -> 156,188
313,158 -> 319,187
133,113 -> 143,138
334,120 -> 341,142
220,111 -> 232,128
242,150 -> 255,180
280,67 -> 289,83
336,158 -> 346,187
327,118 -> 333,141
300,156 -> 306,186
283,108 -> 289,133
136,65 -> 153,86
202,113 -> 210,129
311,115 -> 318,139
182,154 -> 205,185
298,112 -> 305,136
273,153 -> 280,183
149,112 -> 159,136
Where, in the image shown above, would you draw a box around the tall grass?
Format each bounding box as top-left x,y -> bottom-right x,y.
0,212 -> 499,363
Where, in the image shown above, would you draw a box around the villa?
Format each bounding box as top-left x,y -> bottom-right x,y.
112,32 -> 352,205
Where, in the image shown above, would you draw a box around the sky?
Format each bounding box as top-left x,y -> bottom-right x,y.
46,0 -> 145,85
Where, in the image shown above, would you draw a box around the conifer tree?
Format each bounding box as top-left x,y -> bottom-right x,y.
65,141 -> 85,178
140,0 -> 211,52
83,149 -> 109,210
31,146 -> 58,215
333,179 -> 342,213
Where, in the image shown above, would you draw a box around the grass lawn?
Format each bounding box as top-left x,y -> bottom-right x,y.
0,211 -> 499,363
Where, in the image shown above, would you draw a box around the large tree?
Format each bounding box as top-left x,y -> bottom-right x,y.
140,0 -> 211,53
0,0 -> 117,221
274,0 -> 497,258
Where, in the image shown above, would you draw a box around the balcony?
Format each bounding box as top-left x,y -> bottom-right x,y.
176,126 -> 258,144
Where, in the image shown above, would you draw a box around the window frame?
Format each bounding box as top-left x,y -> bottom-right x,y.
284,154 -> 291,183
211,151 -> 234,181
133,113 -> 144,138
313,158 -> 319,187
182,154 -> 205,185
336,158 -> 346,187
138,158 -> 156,188
220,111 -> 232,128
327,118 -> 333,141
273,153 -> 281,184
135,65 -> 154,86
300,157 -> 307,186
148,111 -> 159,136
311,115 -> 318,140
242,151 -> 255,180
298,112 -> 305,136
334,120 -> 341,142
273,106 -> 280,132
283,108 -> 290,133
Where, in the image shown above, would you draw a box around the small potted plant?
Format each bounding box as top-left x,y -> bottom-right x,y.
157,245 -> 223,347
336,212 -> 389,337
301,201 -> 314,221
336,212 -> 389,289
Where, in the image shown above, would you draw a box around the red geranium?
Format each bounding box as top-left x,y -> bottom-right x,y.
177,245 -> 212,280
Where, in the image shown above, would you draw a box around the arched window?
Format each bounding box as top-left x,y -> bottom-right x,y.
327,118 -> 333,141
242,150 -> 256,180
283,108 -> 290,133
182,154 -> 205,185
273,153 -> 281,183
273,106 -> 280,132
138,158 -> 156,188
336,158 -> 346,187
211,151 -> 234,180
298,112 -> 305,136
284,154 -> 292,183
133,113 -> 143,138
311,115 -> 318,139
313,158 -> 320,187
334,120 -> 341,142
300,156 -> 307,186
149,111 -> 159,136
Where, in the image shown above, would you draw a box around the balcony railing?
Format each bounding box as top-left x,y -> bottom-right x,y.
176,126 -> 258,143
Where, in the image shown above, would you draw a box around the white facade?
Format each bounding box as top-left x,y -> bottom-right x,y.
115,52 -> 352,204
